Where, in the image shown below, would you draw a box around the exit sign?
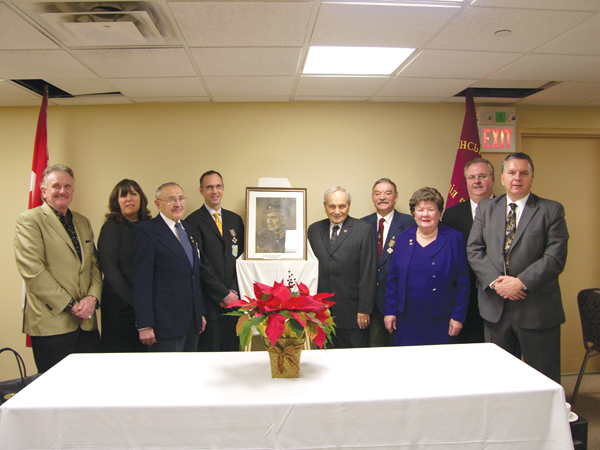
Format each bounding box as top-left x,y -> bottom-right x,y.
480,124 -> 516,152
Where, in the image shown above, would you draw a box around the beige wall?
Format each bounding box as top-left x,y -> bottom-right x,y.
1,101 -> 598,380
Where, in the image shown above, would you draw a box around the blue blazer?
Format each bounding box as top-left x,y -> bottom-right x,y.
384,222 -> 470,322
362,210 -> 415,314
132,215 -> 206,340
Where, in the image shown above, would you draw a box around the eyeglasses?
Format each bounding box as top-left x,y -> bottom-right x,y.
466,174 -> 490,182
157,196 -> 187,205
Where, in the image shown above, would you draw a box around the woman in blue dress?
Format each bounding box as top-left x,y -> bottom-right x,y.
384,187 -> 469,346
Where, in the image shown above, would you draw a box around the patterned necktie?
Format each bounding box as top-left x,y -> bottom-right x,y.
331,225 -> 340,246
175,222 -> 194,266
213,212 -> 223,235
504,203 -> 517,273
378,217 -> 385,258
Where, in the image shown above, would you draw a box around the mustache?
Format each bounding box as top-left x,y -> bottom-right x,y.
377,199 -> 389,204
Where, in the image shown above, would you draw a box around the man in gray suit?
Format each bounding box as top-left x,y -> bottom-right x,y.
467,152 -> 569,383
308,187 -> 377,348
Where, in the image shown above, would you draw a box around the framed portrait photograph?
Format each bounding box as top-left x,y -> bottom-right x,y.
245,188 -> 307,260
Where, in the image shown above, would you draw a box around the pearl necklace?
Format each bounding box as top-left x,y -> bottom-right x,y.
417,227 -> 438,239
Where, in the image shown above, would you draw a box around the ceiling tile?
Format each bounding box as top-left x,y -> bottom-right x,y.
471,0 -> 600,10
108,77 -> 206,98
371,97 -> 447,103
377,77 -> 476,98
296,76 -> 387,97
0,81 -> 43,106
490,54 -> 600,81
517,82 -> 600,105
212,96 -> 290,102
536,15 -> 600,56
169,1 -> 313,47
0,4 -> 59,50
0,50 -> 98,79
575,69 -> 600,83
399,50 -> 522,79
294,96 -> 370,102
310,3 -> 457,47
427,5 -> 593,52
471,79 -> 550,89
204,76 -> 295,97
132,97 -> 210,103
50,95 -> 132,106
191,48 -> 302,77
45,78 -> 120,96
70,48 -> 196,78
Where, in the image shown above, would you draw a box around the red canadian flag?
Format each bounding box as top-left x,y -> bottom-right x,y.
29,89 -> 49,209
24,89 -> 49,347
445,88 -> 481,210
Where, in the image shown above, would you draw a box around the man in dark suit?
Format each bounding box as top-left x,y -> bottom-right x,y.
467,152 -> 569,383
442,158 -> 495,343
308,187 -> 377,348
362,178 -> 414,347
185,170 -> 244,352
132,182 -> 207,352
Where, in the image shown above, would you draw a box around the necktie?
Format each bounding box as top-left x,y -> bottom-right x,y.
377,217 -> 385,258
331,225 -> 340,246
213,212 -> 223,235
175,222 -> 194,266
504,203 -> 517,273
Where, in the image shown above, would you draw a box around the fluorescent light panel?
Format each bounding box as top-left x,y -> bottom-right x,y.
303,46 -> 415,75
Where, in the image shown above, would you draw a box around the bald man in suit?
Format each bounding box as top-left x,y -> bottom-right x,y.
308,187 -> 377,348
467,152 -> 569,383
442,158 -> 495,343
15,164 -> 101,373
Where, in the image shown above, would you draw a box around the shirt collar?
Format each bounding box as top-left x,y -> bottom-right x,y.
204,204 -> 222,216
377,210 -> 394,224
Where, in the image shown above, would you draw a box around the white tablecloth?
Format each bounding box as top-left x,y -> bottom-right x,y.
236,241 -> 319,298
0,344 -> 573,450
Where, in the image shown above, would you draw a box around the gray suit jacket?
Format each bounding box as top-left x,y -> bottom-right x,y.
307,216 -> 377,329
467,193 -> 568,329
14,202 -> 102,336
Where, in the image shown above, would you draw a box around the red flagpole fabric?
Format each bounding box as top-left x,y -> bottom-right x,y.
29,90 -> 49,209
445,88 -> 481,210
25,90 -> 49,347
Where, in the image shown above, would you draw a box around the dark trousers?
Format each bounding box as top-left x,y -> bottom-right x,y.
484,300 -> 561,384
198,314 -> 240,352
148,319 -> 199,352
369,306 -> 391,347
329,327 -> 369,349
30,328 -> 101,373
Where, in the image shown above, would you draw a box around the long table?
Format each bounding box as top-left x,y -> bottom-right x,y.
0,344 -> 573,449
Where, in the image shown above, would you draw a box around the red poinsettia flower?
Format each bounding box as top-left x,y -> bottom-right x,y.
227,280 -> 336,349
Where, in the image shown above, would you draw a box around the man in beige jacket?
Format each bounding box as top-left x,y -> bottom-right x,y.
15,164 -> 102,373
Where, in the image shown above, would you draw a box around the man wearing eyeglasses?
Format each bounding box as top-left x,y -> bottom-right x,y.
442,158 -> 495,343
132,182 -> 207,352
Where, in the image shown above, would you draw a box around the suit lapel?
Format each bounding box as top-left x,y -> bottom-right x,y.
156,215 -> 192,268
511,194 -> 538,251
331,218 -> 352,254
200,205 -> 224,242
380,214 -> 400,265
41,203 -> 80,262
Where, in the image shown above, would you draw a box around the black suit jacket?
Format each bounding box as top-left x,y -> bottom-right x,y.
442,200 -> 484,343
307,216 -> 377,329
132,215 -> 206,340
361,210 -> 415,314
185,205 -> 245,321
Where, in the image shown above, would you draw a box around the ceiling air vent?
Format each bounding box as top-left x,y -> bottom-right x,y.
14,1 -> 180,48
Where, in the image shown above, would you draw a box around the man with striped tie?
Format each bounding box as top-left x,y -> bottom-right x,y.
467,153 -> 569,383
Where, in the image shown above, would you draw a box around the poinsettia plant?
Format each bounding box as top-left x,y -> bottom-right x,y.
226,279 -> 336,349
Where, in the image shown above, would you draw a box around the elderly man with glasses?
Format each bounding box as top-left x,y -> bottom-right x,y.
132,182 -> 208,352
